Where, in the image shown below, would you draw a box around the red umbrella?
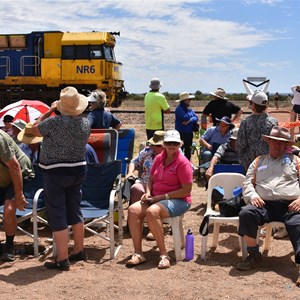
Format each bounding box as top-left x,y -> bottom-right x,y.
0,100 -> 52,125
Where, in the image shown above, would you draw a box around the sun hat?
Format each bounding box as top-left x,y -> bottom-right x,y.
164,130 -> 182,143
209,88 -> 228,100
175,92 -> 195,102
149,78 -> 162,90
229,128 -> 239,140
12,119 -> 26,131
147,130 -> 165,146
56,86 -> 88,116
17,122 -> 43,144
215,116 -> 235,129
250,90 -> 268,106
262,126 -> 293,144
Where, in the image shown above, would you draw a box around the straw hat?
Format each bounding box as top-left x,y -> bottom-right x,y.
262,126 -> 293,144
17,123 -> 43,144
210,88 -> 228,100
175,92 -> 195,102
56,86 -> 88,116
147,131 -> 165,146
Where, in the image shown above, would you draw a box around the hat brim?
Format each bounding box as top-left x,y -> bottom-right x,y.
215,118 -> 235,129
164,138 -> 182,144
262,134 -> 294,144
17,131 -> 43,144
147,137 -> 164,146
175,95 -> 195,102
209,92 -> 228,100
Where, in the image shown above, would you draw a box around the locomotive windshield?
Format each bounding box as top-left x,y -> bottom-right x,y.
62,44 -> 115,61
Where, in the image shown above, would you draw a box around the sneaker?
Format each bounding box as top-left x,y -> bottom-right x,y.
0,252 -> 15,262
44,259 -> 70,271
273,227 -> 288,239
236,252 -> 262,271
69,251 -> 86,262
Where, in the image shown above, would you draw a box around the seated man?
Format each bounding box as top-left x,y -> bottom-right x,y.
205,128 -> 241,180
237,126 -> 300,284
199,116 -> 234,164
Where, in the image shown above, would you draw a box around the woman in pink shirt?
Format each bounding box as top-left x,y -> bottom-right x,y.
126,130 -> 193,269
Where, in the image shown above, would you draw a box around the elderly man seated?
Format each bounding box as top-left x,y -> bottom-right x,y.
237,126 -> 300,284
199,116 -> 234,164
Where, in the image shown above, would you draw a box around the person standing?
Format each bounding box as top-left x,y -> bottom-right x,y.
236,91 -> 278,172
202,88 -> 243,127
87,89 -> 122,130
274,92 -> 280,110
144,78 -> 170,139
0,130 -> 34,261
175,92 -> 198,161
32,86 -> 90,271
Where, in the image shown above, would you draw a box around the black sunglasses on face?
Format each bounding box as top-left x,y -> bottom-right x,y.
164,142 -> 180,146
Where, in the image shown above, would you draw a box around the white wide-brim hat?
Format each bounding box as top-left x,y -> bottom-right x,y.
176,92 -> 195,102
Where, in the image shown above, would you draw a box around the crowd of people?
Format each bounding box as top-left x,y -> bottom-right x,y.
1,80 -> 300,286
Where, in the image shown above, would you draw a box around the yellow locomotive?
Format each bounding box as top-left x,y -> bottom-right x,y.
0,31 -> 127,107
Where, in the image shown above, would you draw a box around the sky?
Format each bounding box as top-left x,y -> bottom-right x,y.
0,0 -> 299,94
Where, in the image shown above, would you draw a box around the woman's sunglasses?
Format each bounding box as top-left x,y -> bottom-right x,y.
164,142 -> 180,146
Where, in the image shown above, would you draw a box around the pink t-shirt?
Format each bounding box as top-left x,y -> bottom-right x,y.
150,150 -> 193,204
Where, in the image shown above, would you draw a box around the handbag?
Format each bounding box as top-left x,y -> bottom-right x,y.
218,194 -> 245,217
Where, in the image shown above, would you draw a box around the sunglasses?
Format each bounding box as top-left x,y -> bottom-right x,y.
153,145 -> 163,147
164,142 -> 180,146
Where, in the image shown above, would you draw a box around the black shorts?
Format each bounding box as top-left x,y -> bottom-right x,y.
293,105 -> 300,114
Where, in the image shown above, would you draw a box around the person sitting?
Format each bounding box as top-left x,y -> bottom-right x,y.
87,89 -> 122,130
126,130 -> 193,269
85,143 -> 99,164
1,115 -> 14,137
205,127 -> 242,180
126,130 -> 165,205
236,126 -> 300,286
17,123 -> 43,163
199,116 -> 234,164
11,119 -> 26,143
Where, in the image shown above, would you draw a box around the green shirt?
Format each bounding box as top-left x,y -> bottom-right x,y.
0,130 -> 34,187
144,91 -> 169,130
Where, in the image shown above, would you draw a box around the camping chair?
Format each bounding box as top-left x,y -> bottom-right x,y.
88,129 -> 118,163
200,172 -> 247,260
213,164 -> 245,175
116,128 -> 135,176
0,164 -> 48,257
79,160 -> 123,259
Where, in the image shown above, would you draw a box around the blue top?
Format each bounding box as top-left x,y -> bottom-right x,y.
85,144 -> 99,164
201,126 -> 232,152
175,102 -> 198,133
87,108 -> 121,129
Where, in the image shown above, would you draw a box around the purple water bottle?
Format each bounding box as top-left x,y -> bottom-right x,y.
185,229 -> 194,261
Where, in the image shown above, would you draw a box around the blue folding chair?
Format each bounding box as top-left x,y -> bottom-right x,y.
0,164 -> 47,256
80,160 -> 123,259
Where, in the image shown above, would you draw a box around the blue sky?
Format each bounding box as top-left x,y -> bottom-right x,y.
0,0 -> 299,94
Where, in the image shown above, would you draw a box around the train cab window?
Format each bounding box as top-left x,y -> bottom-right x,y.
90,46 -> 103,59
62,46 -> 75,59
103,45 -> 115,60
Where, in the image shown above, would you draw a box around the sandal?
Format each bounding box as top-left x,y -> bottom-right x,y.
126,253 -> 146,268
158,255 -> 170,269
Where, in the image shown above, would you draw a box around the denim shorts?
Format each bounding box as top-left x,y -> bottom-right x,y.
159,199 -> 191,217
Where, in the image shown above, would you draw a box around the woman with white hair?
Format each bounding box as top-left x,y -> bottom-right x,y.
87,89 -> 122,130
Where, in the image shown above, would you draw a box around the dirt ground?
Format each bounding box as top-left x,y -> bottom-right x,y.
1,102 -> 300,299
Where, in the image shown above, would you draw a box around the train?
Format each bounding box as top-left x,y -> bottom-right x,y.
0,30 -> 127,108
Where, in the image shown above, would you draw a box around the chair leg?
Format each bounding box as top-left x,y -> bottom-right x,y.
179,218 -> 184,249
212,224 -> 220,248
263,224 -> 273,252
171,220 -> 182,261
201,235 -> 208,260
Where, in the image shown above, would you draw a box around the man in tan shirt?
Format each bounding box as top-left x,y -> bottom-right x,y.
237,126 -> 300,281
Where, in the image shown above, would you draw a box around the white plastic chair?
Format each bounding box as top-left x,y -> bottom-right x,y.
163,215 -> 185,261
201,172 -> 247,260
